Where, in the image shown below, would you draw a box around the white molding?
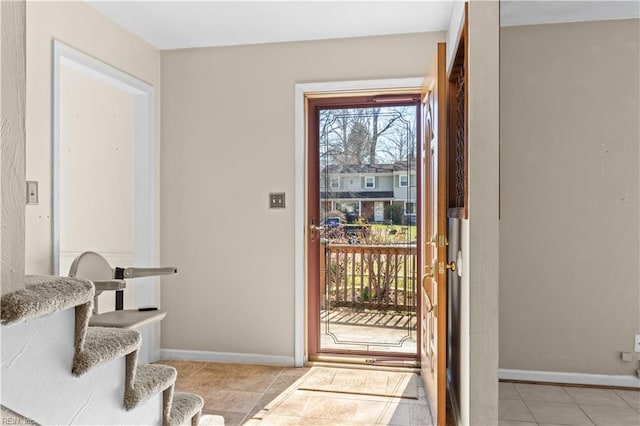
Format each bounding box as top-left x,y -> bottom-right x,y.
160,349 -> 295,367
499,368 -> 640,389
294,77 -> 423,368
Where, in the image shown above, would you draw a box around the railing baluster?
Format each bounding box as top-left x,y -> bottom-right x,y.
324,243 -> 416,312
342,250 -> 347,304
404,249 -> 408,309
350,249 -> 356,304
359,248 -> 364,309
394,250 -> 399,308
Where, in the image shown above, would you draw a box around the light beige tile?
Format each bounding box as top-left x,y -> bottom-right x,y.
499,382 -> 521,400
563,387 -> 629,408
267,370 -> 312,394
379,401 -> 411,425
252,414 -> 301,425
155,359 -> 206,377
267,391 -> 313,417
379,399 -> 432,426
203,410 -> 245,426
200,388 -> 263,413
200,362 -> 283,378
408,401 -> 433,426
211,374 -> 280,393
615,389 -> 640,411
526,401 -> 594,425
498,421 -> 538,426
515,383 -> 573,404
499,399 -> 536,422
538,424 -> 573,426
297,417 -> 359,426
581,404 -> 640,425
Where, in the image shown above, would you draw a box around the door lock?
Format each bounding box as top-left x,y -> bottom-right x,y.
437,260 -> 457,274
309,218 -> 322,242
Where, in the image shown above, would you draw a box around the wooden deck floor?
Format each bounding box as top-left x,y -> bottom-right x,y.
321,307 -> 417,329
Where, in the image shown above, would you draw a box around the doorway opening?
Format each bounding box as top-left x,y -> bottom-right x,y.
51,41 -> 158,362
307,93 -> 422,362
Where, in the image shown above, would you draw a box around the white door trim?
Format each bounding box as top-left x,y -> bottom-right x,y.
294,77 -> 423,367
52,41 -> 158,359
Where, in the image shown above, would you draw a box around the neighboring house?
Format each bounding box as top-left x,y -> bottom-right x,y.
320,162 -> 416,224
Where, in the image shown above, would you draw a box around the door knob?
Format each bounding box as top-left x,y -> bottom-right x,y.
445,261 -> 456,272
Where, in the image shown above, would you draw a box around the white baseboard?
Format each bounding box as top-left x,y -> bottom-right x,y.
499,368 -> 640,388
160,349 -> 295,366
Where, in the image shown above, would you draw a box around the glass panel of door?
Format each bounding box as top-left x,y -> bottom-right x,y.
317,104 -> 418,355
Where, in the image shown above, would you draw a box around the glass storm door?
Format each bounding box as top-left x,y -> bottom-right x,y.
307,95 -> 421,359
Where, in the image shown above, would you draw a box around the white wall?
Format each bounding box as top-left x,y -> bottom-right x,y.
500,19 -> 640,377
0,0 -> 26,294
58,65 -> 136,311
160,31 -> 444,359
25,1 -> 160,276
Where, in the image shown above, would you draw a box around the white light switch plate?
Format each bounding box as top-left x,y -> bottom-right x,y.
26,181 -> 38,205
634,335 -> 640,353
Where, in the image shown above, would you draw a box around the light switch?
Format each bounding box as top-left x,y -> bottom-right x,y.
26,181 -> 38,205
269,192 -> 285,209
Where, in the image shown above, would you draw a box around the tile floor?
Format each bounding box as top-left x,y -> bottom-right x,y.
499,382 -> 640,426
158,360 -> 640,426
158,360 -> 432,425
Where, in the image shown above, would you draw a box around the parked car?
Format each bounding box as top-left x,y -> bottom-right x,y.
321,217 -> 346,228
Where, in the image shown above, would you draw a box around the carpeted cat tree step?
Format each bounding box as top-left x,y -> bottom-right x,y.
163,385 -> 204,426
1,275 -> 93,326
72,326 -> 140,376
2,276 -> 211,424
124,360 -> 177,410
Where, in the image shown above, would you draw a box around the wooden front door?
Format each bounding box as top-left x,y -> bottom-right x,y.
420,42 -> 448,426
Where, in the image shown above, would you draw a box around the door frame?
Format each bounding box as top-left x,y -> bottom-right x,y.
294,78 -> 423,366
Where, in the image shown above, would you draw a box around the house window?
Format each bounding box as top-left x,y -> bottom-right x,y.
364,176 -> 375,189
330,176 -> 340,189
405,202 -> 416,215
399,175 -> 409,187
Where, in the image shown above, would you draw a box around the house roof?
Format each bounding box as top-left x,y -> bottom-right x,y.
323,162 -> 413,174
320,191 -> 394,200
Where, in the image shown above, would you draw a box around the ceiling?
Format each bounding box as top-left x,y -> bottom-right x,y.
87,1 -> 454,50
86,1 -> 640,51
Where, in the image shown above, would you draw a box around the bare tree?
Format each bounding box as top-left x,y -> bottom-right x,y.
320,105 -> 416,166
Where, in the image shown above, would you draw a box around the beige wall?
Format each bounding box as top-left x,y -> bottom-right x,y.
464,1 -> 500,424
500,19 -> 640,375
160,31 -> 444,357
25,1 -> 160,275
